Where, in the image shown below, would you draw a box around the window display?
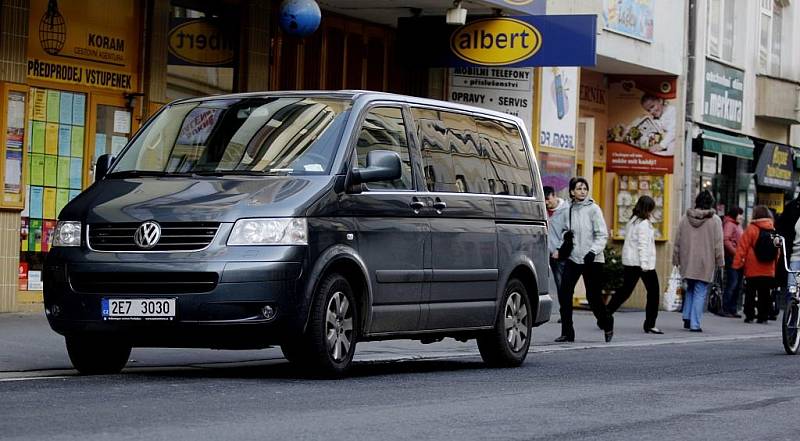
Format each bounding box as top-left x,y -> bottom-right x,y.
613,174 -> 669,241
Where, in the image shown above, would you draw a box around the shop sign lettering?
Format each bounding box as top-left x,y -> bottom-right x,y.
448,67 -> 534,133
703,58 -> 744,130
450,18 -> 542,66
27,58 -> 134,92
755,143 -> 796,190
168,19 -> 236,67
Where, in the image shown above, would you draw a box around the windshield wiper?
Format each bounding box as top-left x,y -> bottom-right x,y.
191,170 -> 292,177
105,170 -> 193,178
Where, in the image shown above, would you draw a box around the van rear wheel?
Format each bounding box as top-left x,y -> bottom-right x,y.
65,334 -> 131,375
477,278 -> 532,367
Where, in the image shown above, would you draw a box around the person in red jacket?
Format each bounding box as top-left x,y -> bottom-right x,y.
721,206 -> 744,317
732,205 -> 777,323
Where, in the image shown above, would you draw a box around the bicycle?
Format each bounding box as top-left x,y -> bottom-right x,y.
777,236 -> 800,354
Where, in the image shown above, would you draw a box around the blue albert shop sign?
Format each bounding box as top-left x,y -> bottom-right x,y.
398,15 -> 596,68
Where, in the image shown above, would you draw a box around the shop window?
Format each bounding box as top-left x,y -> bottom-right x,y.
21,87 -> 88,291
166,5 -> 236,100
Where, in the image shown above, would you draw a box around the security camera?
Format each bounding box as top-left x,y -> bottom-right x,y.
446,2 -> 467,25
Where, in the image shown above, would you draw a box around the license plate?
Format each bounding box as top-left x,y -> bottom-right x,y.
102,298 -> 176,320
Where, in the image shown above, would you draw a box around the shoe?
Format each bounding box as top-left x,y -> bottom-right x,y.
554,335 -> 574,343
689,328 -> 703,332
744,318 -> 754,323
769,315 -> 778,321
732,313 -> 743,318
604,330 -> 613,342
644,327 -> 664,334
683,319 -> 690,329
757,319 -> 768,324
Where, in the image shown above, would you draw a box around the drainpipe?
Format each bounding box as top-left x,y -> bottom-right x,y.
683,0 -> 697,213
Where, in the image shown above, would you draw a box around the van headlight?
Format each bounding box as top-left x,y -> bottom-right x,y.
227,218 -> 308,245
52,221 -> 82,247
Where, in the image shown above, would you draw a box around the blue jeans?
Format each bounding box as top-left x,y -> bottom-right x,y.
722,265 -> 741,315
683,279 -> 709,330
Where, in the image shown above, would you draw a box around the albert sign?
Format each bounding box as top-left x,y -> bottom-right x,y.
398,15 -> 596,68
168,18 -> 236,67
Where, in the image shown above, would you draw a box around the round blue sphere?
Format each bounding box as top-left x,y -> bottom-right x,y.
279,0 -> 321,37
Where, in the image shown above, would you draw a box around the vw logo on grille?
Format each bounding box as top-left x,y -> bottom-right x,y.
134,221 -> 161,249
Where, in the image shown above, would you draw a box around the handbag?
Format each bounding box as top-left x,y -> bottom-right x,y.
662,266 -> 683,312
557,205 -> 574,261
707,268 -> 723,314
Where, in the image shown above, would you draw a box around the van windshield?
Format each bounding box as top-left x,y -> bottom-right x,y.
109,97 -> 351,177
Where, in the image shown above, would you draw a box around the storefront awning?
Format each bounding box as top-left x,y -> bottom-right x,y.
701,129 -> 754,160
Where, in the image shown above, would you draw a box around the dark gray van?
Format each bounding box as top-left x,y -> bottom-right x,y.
43,91 -> 551,376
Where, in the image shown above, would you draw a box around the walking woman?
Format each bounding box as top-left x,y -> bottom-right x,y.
607,196 -> 662,334
732,205 -> 777,324
548,177 -> 613,343
672,190 -> 724,332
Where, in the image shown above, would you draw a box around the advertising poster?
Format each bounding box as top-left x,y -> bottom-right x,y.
539,67 -> 578,150
539,151 -> 575,200
603,0 -> 654,42
448,67 -> 534,134
606,75 -> 677,173
755,143 -> 796,190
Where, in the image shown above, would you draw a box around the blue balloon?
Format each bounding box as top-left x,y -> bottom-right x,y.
279,0 -> 321,37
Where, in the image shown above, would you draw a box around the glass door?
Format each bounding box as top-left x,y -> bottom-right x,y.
88,94 -> 136,183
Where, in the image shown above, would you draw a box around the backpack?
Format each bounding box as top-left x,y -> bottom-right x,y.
754,228 -> 778,262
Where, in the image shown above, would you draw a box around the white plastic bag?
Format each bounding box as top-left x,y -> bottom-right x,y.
662,266 -> 683,312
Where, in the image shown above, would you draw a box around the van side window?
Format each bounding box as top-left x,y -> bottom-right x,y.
355,107 -> 413,190
412,107 -> 456,192
476,118 -> 534,197
441,111 -> 488,194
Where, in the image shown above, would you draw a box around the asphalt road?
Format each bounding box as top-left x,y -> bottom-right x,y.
1,338 -> 797,441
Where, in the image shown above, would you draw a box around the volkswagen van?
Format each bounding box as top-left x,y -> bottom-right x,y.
43,91 -> 551,376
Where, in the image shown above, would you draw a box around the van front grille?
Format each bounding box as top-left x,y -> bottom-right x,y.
88,222 -> 220,252
70,271 -> 219,294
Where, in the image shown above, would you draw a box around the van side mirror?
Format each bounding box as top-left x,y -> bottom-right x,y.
350,150 -> 402,186
95,154 -> 115,182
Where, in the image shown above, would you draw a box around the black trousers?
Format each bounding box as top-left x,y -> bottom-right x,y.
558,260 -> 610,338
743,276 -> 773,321
549,257 -> 565,297
606,266 -> 661,330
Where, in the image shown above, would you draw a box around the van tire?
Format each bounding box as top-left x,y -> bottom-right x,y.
300,273 -> 359,377
477,278 -> 532,367
65,335 -> 131,375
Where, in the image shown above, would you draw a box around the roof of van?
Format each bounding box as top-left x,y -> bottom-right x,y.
172,90 -> 527,129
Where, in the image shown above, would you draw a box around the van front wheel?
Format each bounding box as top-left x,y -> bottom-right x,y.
303,273 -> 358,377
65,334 -> 131,375
477,278 -> 532,367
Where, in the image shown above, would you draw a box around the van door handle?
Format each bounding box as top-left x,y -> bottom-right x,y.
433,200 -> 447,214
410,199 -> 425,214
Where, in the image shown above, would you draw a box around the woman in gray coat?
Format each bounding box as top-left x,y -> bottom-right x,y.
673,190 -> 724,332
548,177 -> 613,343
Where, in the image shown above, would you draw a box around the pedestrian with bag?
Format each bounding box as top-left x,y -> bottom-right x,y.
607,195 -> 662,334
732,205 -> 778,324
721,206 -> 744,317
672,190 -> 724,332
545,186 -> 568,298
548,177 -> 613,343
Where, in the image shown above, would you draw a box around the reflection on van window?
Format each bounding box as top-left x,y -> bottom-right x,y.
355,107 -> 413,190
111,97 -> 351,176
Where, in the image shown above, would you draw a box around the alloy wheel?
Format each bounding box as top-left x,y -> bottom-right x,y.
504,291 -> 529,352
325,291 -> 353,362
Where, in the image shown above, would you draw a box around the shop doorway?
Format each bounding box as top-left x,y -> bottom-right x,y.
87,94 -> 135,183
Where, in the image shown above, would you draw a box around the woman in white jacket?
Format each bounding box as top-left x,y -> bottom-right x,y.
606,196 -> 663,334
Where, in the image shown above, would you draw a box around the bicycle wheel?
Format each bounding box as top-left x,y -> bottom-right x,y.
782,298 -> 800,355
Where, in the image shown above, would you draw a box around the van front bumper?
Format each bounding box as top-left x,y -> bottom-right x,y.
43,249 -> 309,349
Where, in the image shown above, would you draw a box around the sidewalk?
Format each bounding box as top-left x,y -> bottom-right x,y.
0,309 -> 781,375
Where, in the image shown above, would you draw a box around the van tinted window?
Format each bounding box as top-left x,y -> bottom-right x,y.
476,118 -> 533,197
355,107 -> 413,190
412,108 -> 457,192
